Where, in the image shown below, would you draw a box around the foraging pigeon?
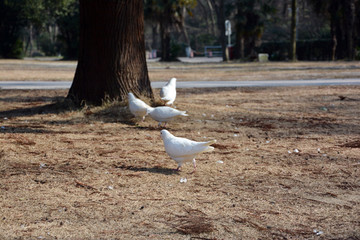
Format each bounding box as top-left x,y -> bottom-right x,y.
147,106 -> 188,127
160,77 -> 176,106
128,92 -> 150,121
160,129 -> 216,172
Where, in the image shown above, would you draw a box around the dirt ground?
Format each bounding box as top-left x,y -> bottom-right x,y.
0,60 -> 360,239
1,59 -> 360,82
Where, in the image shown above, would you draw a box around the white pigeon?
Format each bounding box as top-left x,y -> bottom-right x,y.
128,92 -> 151,121
147,106 -> 188,127
160,129 -> 216,172
160,77 -> 176,106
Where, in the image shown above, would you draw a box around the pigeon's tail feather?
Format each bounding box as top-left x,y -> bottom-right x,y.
180,111 -> 188,116
203,139 -> 217,146
198,139 -> 216,153
204,146 -> 215,152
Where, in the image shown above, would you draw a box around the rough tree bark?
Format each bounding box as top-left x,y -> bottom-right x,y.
67,0 -> 153,105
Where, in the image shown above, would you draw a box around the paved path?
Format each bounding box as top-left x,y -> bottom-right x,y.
1,78 -> 360,90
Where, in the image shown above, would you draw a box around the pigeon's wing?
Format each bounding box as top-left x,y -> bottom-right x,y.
129,99 -> 150,117
163,107 -> 183,117
149,107 -> 187,122
160,87 -> 166,98
135,99 -> 150,109
160,107 -> 187,117
166,88 -> 176,102
165,137 -> 215,158
161,86 -> 176,102
154,107 -> 179,118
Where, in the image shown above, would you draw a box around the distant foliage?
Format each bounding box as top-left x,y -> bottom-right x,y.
258,39 -> 334,61
0,0 -> 27,58
1,0 -> 358,60
0,0 -> 78,59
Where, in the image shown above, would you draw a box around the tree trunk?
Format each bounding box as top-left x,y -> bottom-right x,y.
219,1 -> 227,61
211,0 -> 227,61
67,0 -> 153,105
160,21 -> 171,61
205,0 -> 217,35
159,3 -> 173,62
331,25 -> 337,61
233,27 -> 245,60
181,7 -> 190,47
240,37 -> 245,59
343,0 -> 356,60
290,0 -> 297,61
329,5 -> 337,61
198,0 -> 211,34
151,24 -> 159,50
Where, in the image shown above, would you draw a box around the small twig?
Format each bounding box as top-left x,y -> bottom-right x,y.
74,180 -> 97,191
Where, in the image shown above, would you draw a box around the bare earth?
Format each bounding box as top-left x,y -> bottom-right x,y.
1,59 -> 360,82
0,60 -> 360,239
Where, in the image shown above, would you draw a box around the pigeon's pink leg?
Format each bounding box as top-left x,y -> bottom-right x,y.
191,159 -> 197,173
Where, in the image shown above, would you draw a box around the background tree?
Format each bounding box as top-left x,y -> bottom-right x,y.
0,0 -> 358,61
67,0 -> 153,105
145,0 -> 196,61
308,0 -> 359,60
0,0 -> 33,58
232,0 -> 276,60
209,0 -> 227,61
196,0 -> 217,36
290,0 -> 297,61
22,0 -> 47,56
170,0 -> 218,55
45,0 -> 79,59
343,0 -> 357,60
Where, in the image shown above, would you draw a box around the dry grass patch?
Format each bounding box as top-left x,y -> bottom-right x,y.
0,85 -> 359,239
1,59 -> 360,82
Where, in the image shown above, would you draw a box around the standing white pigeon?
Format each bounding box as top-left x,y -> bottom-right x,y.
128,92 -> 150,121
160,129 -> 216,172
147,106 -> 188,127
160,77 -> 176,106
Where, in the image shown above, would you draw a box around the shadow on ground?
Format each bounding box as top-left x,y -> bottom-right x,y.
113,164 -> 180,176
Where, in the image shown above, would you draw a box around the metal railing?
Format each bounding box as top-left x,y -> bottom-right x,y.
204,46 -> 222,57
